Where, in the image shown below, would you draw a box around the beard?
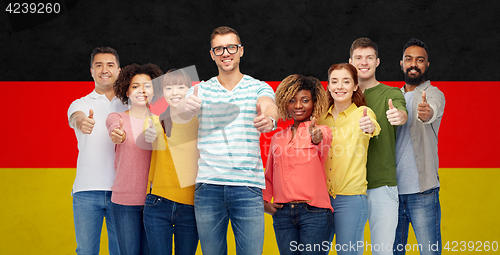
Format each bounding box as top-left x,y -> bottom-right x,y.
404,66 -> 426,85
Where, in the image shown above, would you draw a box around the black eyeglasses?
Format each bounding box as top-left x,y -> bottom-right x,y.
211,44 -> 242,56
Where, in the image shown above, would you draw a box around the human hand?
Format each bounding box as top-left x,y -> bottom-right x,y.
264,201 -> 283,215
418,91 -> 432,122
145,119 -> 157,143
183,84 -> 202,116
111,119 -> 125,144
81,109 -> 95,134
386,99 -> 404,125
359,107 -> 375,134
253,103 -> 273,133
309,117 -> 323,144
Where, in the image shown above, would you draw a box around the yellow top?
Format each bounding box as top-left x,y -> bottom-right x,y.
318,103 -> 380,198
147,117 -> 199,205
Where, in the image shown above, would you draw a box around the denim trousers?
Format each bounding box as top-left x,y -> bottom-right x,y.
367,185 -> 399,255
194,183 -> 265,255
393,187 -> 441,255
329,195 -> 368,255
273,203 -> 333,255
112,202 -> 150,255
143,194 -> 199,254
73,190 -> 119,255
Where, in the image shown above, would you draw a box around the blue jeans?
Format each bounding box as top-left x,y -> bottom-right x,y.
329,195 -> 368,255
393,187 -> 441,255
194,183 -> 265,255
73,190 -> 119,255
143,194 -> 199,254
367,185 -> 399,255
273,203 -> 333,255
112,203 -> 149,255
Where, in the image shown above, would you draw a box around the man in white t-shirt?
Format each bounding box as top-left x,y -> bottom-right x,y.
67,46 -> 127,255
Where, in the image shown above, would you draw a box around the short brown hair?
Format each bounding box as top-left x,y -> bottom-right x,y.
327,63 -> 366,107
350,37 -> 378,58
275,74 -> 329,120
114,63 -> 163,105
210,26 -> 241,47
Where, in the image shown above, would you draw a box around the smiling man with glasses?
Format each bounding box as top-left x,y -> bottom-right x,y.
211,44 -> 242,56
180,26 -> 279,255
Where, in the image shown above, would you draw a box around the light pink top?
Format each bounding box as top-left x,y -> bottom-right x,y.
106,112 -> 151,206
263,121 -> 333,211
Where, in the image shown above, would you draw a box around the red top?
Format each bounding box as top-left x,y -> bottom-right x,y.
262,121 -> 333,211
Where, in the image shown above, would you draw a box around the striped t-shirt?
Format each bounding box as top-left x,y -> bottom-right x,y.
186,75 -> 275,188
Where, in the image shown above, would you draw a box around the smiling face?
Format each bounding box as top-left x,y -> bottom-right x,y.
126,74 -> 154,107
401,45 -> 429,85
328,68 -> 358,105
287,89 -> 314,122
90,53 -> 120,91
210,33 -> 243,74
163,84 -> 188,108
349,47 -> 380,81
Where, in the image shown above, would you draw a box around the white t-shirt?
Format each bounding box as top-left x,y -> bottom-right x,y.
67,90 -> 128,194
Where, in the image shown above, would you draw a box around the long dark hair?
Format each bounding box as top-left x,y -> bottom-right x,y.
154,68 -> 193,137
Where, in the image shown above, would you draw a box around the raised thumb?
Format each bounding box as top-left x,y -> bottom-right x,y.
256,103 -> 262,116
388,99 -> 394,110
89,109 -> 94,119
422,91 -> 427,103
193,84 -> 198,97
363,107 -> 368,117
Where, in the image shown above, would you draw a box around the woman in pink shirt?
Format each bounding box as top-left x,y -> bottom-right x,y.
263,74 -> 333,255
106,63 -> 163,255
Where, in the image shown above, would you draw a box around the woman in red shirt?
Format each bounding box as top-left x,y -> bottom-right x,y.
263,74 -> 333,255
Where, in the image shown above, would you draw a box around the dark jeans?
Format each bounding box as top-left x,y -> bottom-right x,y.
273,203 -> 333,254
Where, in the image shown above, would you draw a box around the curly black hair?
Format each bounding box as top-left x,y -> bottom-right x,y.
114,63 -> 163,105
275,74 -> 329,120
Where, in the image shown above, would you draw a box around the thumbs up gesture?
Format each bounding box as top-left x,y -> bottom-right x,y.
386,99 -> 404,125
418,91 -> 432,122
309,117 -> 323,144
80,109 -> 96,134
111,118 -> 126,144
144,118 -> 157,143
183,84 -> 202,117
253,103 -> 274,133
359,107 -> 375,134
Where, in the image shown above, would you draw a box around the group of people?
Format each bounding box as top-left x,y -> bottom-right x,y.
67,26 -> 445,255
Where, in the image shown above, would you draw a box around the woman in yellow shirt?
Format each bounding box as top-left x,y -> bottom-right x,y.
318,63 -> 380,254
143,68 -> 199,254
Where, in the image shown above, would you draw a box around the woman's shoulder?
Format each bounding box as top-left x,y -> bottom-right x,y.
107,111 -> 127,121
